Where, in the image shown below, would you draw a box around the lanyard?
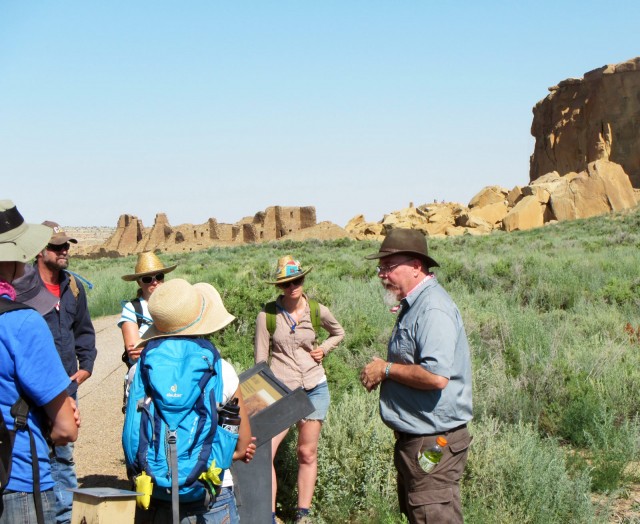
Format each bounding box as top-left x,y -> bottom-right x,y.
276,304 -> 298,332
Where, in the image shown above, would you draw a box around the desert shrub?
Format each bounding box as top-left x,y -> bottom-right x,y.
463,418 -> 596,523
584,410 -> 640,493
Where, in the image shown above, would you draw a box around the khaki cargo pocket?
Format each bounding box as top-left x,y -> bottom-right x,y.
408,487 -> 453,521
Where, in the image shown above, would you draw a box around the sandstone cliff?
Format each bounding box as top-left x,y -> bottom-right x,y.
530,57 -> 640,188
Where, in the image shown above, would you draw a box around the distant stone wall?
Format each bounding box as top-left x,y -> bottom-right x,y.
530,57 -> 640,188
79,205 -> 320,257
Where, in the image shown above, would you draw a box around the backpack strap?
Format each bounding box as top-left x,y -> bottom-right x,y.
66,273 -> 80,301
264,301 -> 277,336
10,399 -> 45,524
265,299 -> 322,341
132,298 -> 145,329
308,299 -> 321,334
167,429 -> 180,524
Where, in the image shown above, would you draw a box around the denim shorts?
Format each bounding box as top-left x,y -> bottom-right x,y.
304,381 -> 330,421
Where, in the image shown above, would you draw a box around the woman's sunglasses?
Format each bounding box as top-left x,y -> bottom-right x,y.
139,273 -> 165,284
277,277 -> 304,289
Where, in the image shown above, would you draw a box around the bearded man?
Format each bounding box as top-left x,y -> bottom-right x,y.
360,228 -> 472,524
14,221 -> 96,524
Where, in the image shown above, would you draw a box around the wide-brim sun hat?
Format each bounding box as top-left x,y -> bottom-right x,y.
136,279 -> 235,347
12,264 -> 59,315
0,200 -> 53,262
121,251 -> 178,281
365,228 -> 439,268
265,255 -> 312,285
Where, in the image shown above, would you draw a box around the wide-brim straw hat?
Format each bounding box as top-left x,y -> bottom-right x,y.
365,228 -> 439,268
136,279 -> 235,347
265,255 -> 312,285
0,200 -> 53,262
121,251 -> 178,281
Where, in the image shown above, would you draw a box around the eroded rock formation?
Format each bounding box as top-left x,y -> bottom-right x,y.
346,160 -> 639,239
530,57 -> 640,188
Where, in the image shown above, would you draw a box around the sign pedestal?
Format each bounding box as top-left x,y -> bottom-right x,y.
233,363 -> 314,524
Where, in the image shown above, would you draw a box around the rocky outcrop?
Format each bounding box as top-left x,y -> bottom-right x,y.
530,57 -> 640,189
345,160 -> 638,237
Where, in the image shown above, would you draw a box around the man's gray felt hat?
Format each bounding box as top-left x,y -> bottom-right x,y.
0,200 -> 52,262
365,228 -> 439,268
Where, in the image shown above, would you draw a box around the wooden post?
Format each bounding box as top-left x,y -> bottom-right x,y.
70,487 -> 140,524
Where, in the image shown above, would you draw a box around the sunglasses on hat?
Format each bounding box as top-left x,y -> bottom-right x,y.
139,273 -> 165,284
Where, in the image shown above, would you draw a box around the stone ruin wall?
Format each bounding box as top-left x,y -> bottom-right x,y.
84,205 -> 318,257
530,57 -> 640,188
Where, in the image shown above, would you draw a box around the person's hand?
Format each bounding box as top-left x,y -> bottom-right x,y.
360,357 -> 386,392
70,369 -> 91,385
243,437 -> 257,463
126,344 -> 142,362
309,347 -> 324,363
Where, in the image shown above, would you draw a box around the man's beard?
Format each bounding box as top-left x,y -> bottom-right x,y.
381,279 -> 400,308
45,257 -> 69,271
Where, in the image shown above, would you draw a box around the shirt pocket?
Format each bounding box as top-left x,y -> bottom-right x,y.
392,325 -> 415,362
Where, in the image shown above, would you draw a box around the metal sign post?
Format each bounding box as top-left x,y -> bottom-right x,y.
232,362 -> 314,524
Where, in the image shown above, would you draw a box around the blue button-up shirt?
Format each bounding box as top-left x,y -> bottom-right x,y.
379,277 -> 473,434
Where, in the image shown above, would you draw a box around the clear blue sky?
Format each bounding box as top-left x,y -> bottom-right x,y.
2,1 -> 638,228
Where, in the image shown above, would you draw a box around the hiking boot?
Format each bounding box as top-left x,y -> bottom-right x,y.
295,515 -> 313,524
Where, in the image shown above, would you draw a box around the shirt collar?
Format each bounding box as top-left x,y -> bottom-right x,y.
401,273 -> 435,309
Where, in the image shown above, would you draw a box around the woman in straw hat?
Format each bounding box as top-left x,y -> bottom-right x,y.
118,251 -> 177,365
129,278 -> 252,524
254,255 -> 345,524
0,200 -> 79,523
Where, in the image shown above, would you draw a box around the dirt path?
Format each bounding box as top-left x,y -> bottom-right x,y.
75,315 -> 130,489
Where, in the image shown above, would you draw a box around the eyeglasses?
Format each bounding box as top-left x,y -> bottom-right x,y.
139,273 -> 165,284
278,277 -> 305,289
376,259 -> 412,275
46,243 -> 70,252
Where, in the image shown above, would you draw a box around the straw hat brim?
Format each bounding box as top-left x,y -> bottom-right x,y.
0,223 -> 52,263
265,266 -> 312,285
135,282 -> 235,347
122,264 -> 177,282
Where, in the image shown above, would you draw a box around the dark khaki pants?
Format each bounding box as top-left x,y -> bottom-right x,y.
394,425 -> 471,524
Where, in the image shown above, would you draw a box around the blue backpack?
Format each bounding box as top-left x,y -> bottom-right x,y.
122,336 -> 239,512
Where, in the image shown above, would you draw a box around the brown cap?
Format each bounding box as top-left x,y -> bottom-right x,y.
42,221 -> 77,245
365,228 -> 439,268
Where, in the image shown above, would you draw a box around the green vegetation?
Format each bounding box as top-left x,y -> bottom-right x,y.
75,208 -> 640,523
